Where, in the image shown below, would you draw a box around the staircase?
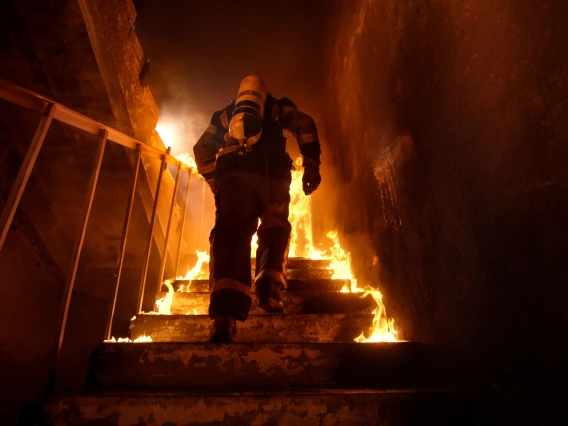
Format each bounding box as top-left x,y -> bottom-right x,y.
44,258 -> 461,425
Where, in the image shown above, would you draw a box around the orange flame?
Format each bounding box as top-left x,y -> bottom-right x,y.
251,219 -> 260,258
156,280 -> 174,314
104,334 -> 153,343
154,152 -> 399,342
354,290 -> 398,342
174,152 -> 200,174
177,250 -> 210,292
289,158 -> 320,258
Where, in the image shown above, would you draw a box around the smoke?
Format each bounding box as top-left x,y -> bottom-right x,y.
149,61 -> 209,155
145,61 -> 214,259
156,107 -> 206,155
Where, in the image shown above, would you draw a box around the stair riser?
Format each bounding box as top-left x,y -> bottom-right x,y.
165,278 -> 351,293
157,292 -> 375,315
173,259 -> 332,282
89,342 -> 425,390
45,391 -> 459,426
130,314 -> 373,343
171,269 -> 332,284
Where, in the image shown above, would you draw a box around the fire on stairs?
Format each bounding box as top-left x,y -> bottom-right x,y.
42,137 -> 463,425
44,254 -> 460,425
147,157 -> 399,344
41,152 -> 463,424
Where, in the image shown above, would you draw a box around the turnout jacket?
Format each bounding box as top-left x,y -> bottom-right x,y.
193,95 -> 321,181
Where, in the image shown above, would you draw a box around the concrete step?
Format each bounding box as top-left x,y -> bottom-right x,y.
164,278 -> 351,293
171,258 -> 332,282
86,342 -> 425,390
168,269 -> 333,286
157,291 -> 375,315
44,389 -> 462,425
130,313 -> 373,343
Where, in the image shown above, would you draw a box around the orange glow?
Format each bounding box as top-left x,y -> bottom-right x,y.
156,123 -> 176,146
156,280 -> 174,314
174,152 -> 200,174
251,219 -> 260,258
104,334 -> 153,343
155,121 -> 200,173
289,158 -> 320,258
177,250 -> 210,292
155,152 -> 399,342
354,290 -> 398,342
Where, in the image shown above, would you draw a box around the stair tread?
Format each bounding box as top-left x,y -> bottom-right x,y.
89,341 -> 426,391
45,387 -> 461,425
168,278 -> 352,293
90,341 -> 423,391
137,312 -> 372,318
168,291 -> 366,297
161,291 -> 374,315
130,313 -> 374,343
57,387 -> 450,397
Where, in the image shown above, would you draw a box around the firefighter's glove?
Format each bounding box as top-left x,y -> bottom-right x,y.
302,158 -> 321,196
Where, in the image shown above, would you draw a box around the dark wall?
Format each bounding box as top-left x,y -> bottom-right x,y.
0,1 -> 174,422
324,0 -> 567,387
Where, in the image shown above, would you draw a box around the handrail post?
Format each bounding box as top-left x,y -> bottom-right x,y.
156,161 -> 181,293
197,178 -> 207,251
104,145 -> 141,340
174,170 -> 192,277
136,148 -> 169,313
51,128 -> 108,391
0,103 -> 56,252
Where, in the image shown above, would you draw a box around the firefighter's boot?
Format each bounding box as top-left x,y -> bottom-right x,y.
209,316 -> 237,343
255,278 -> 284,313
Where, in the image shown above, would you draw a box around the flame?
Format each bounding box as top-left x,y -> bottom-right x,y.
150,153 -> 399,342
156,280 -> 174,314
104,334 -> 153,343
251,219 -> 260,258
251,232 -> 258,257
354,290 -> 398,342
324,230 -> 362,292
174,152 -> 200,174
289,158 -> 320,258
177,250 -> 210,292
285,157 -> 397,341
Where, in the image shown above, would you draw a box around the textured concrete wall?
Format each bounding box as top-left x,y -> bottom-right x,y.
0,0 -> 184,420
324,0 -> 567,384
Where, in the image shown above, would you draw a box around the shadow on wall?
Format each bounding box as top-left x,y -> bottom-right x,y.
323,0 -> 568,388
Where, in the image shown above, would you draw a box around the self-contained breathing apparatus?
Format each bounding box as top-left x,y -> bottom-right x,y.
228,75 -> 268,155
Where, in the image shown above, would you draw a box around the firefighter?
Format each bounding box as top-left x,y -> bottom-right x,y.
193,75 -> 321,342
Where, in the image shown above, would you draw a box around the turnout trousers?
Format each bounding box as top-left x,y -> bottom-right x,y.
208,169 -> 292,321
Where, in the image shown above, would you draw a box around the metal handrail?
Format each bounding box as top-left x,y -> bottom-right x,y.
0,77 -> 196,392
0,77 -> 189,168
